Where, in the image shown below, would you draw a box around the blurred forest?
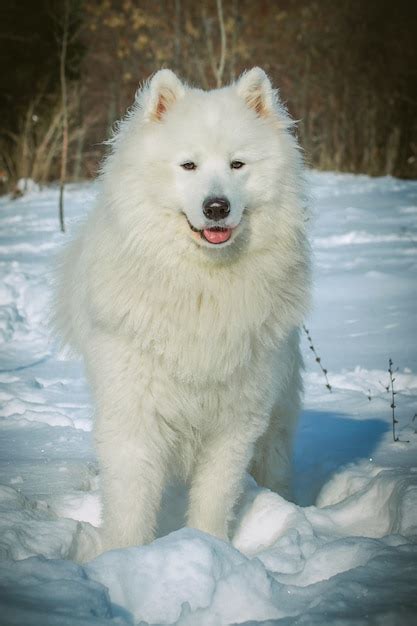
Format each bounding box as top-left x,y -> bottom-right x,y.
1,0 -> 417,193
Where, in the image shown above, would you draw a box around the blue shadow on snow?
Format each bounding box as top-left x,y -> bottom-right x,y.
293,409 -> 388,506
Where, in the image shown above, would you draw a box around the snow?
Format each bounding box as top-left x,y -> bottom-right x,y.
0,173 -> 416,625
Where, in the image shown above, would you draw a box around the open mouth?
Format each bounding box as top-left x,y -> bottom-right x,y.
185,217 -> 234,245
201,226 -> 233,244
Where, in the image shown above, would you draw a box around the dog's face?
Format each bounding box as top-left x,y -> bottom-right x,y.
108,69 -> 296,255
166,121 -> 251,248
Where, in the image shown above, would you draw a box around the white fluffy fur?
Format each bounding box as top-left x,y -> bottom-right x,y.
55,68 -> 311,553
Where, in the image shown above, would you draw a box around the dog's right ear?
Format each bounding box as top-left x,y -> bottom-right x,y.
140,70 -> 185,122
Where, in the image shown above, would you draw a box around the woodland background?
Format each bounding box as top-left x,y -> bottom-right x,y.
1,0 -> 417,194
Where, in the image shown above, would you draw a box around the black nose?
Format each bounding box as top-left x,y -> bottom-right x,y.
203,196 -> 230,221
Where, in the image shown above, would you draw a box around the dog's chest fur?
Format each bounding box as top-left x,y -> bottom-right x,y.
88,238 -> 299,385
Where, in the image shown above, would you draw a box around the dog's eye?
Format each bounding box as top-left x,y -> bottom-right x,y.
181,162 -> 197,171
231,160 -> 245,169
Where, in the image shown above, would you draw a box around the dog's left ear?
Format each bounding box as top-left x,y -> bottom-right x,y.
236,67 -> 276,118
142,69 -> 185,122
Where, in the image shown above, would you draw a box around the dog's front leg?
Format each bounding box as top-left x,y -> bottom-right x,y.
186,420 -> 264,540
96,422 -> 169,551
87,334 -> 170,552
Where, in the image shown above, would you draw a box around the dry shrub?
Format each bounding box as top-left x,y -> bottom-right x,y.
0,85 -> 85,193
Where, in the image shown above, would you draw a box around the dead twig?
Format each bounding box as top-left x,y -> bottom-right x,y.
302,324 -> 332,393
388,358 -> 409,443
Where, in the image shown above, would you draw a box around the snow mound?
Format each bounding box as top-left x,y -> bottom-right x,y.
87,529 -> 284,625
0,557 -> 117,626
0,485 -> 100,562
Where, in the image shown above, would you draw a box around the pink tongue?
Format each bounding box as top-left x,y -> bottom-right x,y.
203,228 -> 232,244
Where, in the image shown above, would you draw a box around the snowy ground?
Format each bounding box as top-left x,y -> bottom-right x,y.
0,172 -> 416,625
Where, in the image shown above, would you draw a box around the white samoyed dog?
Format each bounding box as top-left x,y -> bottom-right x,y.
55,67 -> 311,552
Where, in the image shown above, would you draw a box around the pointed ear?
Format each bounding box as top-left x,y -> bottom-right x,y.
236,67 -> 275,118
142,69 -> 185,122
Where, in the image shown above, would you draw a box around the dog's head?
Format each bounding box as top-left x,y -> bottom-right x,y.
103,68 -> 303,259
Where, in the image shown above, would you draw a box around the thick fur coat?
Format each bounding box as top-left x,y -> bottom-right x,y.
55,68 -> 311,552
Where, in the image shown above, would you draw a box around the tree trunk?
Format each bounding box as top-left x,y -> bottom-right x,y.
59,0 -> 69,233
215,0 -> 226,88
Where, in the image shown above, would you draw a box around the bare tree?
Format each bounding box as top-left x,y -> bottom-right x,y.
58,0 -> 70,233
200,0 -> 227,88
174,0 -> 182,70
215,0 -> 226,87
